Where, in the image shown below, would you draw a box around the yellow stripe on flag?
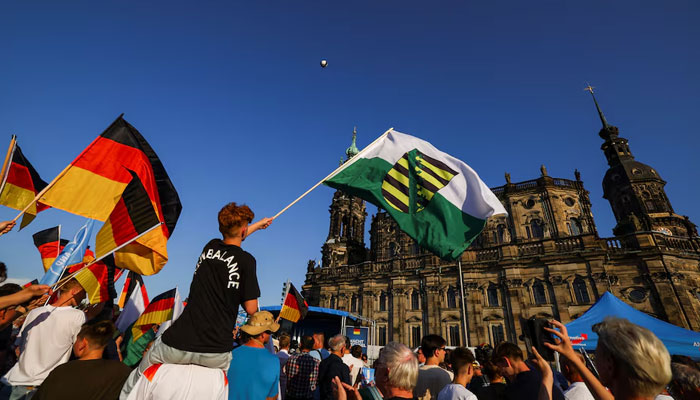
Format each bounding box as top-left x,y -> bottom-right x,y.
74,268 -> 102,304
280,306 -> 301,323
0,183 -> 37,213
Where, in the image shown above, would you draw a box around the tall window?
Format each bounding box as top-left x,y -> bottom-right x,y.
533,281 -> 547,305
447,287 -> 457,308
378,325 -> 387,346
351,294 -> 358,312
330,295 -> 336,309
411,326 -> 421,348
491,324 -> 505,346
496,224 -> 507,244
379,291 -> 387,311
487,285 -> 500,307
573,277 -> 590,304
389,242 -> 399,257
411,291 -> 420,310
569,218 -> 582,236
531,219 -> 544,239
448,325 -> 460,347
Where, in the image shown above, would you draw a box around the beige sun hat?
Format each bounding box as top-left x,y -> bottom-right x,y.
241,311 -> 280,336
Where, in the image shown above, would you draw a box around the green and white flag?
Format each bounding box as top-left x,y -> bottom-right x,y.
324,129 -> 507,260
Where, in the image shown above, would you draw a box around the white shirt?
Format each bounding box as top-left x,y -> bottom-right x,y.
437,383 -> 478,400
564,382 -> 595,400
126,363 -> 228,400
3,305 -> 85,386
342,353 -> 365,384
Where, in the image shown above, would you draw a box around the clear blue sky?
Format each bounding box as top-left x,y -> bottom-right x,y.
1,1 -> 698,306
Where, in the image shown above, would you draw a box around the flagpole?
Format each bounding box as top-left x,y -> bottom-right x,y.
457,257 -> 471,347
0,136 -> 17,195
273,127 -> 393,219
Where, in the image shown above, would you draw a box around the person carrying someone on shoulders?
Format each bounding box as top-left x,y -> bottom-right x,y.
414,334 -> 453,400
438,347 -> 479,400
33,321 -> 131,400
228,311 -> 281,400
543,318 -> 672,400
120,202 -> 273,399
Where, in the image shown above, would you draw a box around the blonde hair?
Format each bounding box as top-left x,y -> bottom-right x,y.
594,317 -> 672,397
379,342 -> 418,391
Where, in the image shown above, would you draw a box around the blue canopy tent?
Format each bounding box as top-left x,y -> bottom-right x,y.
565,291 -> 700,359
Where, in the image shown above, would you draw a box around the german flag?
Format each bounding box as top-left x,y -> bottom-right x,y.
131,288 -> 176,341
279,283 -> 308,323
0,137 -> 50,229
32,226 -> 69,272
74,254 -> 124,304
118,271 -> 149,309
39,116 -> 181,274
95,169 -> 164,275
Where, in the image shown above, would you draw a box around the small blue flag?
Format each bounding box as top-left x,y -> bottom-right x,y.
39,219 -> 95,286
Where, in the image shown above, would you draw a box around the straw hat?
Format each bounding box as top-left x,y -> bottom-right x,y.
241,311 -> 280,336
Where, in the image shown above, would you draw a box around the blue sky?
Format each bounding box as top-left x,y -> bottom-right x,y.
1,1 -> 698,306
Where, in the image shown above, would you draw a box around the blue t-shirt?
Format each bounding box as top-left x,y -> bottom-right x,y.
228,345 -> 280,399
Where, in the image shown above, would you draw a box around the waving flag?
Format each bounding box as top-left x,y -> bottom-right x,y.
131,288 -> 176,341
279,283 -> 309,323
74,254 -> 123,304
115,272 -> 149,333
39,219 -> 95,286
32,226 -> 69,272
323,129 -> 507,260
0,137 -> 50,228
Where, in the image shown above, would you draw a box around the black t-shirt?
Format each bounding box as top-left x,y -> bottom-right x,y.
505,369 -> 565,400
163,239 -> 260,353
33,359 -> 132,400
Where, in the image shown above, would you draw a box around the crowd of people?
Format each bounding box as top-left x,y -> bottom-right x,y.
0,204 -> 698,399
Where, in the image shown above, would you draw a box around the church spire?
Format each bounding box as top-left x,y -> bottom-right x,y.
584,84 -> 609,129
345,126 -> 359,159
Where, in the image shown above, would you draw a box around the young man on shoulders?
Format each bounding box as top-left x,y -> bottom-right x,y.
120,202 -> 272,399
437,347 -> 478,400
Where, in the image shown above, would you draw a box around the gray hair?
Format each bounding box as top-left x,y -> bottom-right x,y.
379,342 -> 418,391
594,317 -> 672,397
329,334 -> 347,352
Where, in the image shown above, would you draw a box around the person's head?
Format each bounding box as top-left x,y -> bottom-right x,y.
482,360 -> 503,383
56,279 -> 85,307
278,333 -> 291,350
240,311 -> 279,345
416,347 -> 426,364
376,342 -> 418,395
561,352 -> 586,383
312,332 -> 325,350
451,347 -> 476,383
328,334 -> 347,356
351,345 -> 363,359
669,362 -> 700,400
218,202 -> 254,241
73,321 -> 115,359
421,334 -> 447,363
593,317 -> 672,398
492,342 -> 525,379
300,335 -> 315,352
362,354 -> 368,363
0,284 -> 22,323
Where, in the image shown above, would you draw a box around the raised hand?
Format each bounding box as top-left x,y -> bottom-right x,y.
543,319 -> 576,360
0,220 -> 16,236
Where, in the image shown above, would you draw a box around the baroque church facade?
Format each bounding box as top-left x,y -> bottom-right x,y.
302,96 -> 700,349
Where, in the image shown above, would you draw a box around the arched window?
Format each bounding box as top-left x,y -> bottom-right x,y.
496,224 -> 507,244
532,281 -> 547,305
569,218 -> 582,236
573,277 -> 590,304
379,291 -> 387,311
530,219 -> 544,239
487,285 -> 500,307
411,290 -> 420,310
447,287 -> 457,308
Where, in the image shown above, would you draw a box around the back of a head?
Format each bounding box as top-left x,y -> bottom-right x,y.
218,202 -> 254,237
0,283 -> 22,297
482,361 -> 502,381
300,335 -> 315,351
594,317 -> 672,397
328,334 -> 346,352
78,321 -> 116,349
450,347 -> 476,374
278,333 -> 291,349
670,362 -> 700,397
351,345 -> 363,359
493,341 -> 523,362
379,342 -> 418,391
420,334 -> 446,359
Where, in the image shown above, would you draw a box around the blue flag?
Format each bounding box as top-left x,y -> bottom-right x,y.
40,219 -> 95,286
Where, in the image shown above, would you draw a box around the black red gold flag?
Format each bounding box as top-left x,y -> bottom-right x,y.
39,116 -> 181,275
279,283 -> 309,323
131,288 -> 176,341
0,137 -> 50,228
74,254 -> 124,304
95,169 -> 164,275
32,226 -> 69,272
118,271 -> 149,309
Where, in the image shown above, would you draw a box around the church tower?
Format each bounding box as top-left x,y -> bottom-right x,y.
587,86 -> 697,237
321,127 -> 368,268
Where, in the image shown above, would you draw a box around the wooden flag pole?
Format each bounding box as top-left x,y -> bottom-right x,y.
0,136 -> 16,195
273,127 -> 393,219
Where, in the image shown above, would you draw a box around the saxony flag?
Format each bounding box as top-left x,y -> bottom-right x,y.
279,283 -> 308,323
32,226 -> 69,272
0,137 -> 50,229
324,129 -> 506,260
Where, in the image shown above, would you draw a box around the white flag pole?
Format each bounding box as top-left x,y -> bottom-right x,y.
273,127 -> 393,219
